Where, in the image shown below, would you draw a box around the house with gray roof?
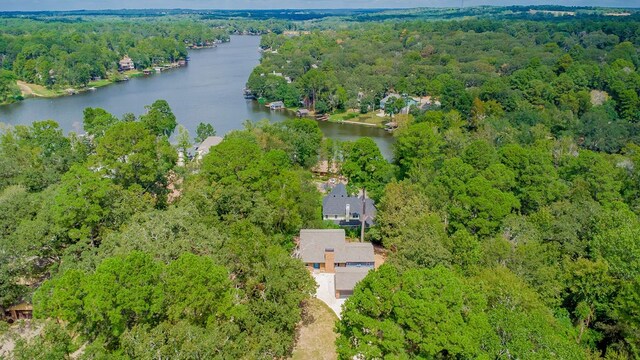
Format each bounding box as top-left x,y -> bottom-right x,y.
322,183 -> 376,227
195,136 -> 224,160
298,229 -> 374,298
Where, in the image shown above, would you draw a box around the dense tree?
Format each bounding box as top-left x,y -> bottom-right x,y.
194,122 -> 216,143
83,107 -> 119,138
342,137 -> 393,203
93,121 -> 176,197
337,265 -> 495,359
140,99 -> 178,137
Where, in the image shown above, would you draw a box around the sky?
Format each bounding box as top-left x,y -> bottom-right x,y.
0,0 -> 637,11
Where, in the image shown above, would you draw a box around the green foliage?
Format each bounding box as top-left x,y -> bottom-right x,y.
175,124 -> 192,156
83,107 -> 119,138
0,69 -> 20,104
163,253 -> 232,326
2,18 -> 227,90
337,265 -> 495,359
139,99 -> 177,137
476,267 -> 588,359
94,121 -> 176,197
342,137 -> 393,202
10,322 -> 76,360
0,121 -> 86,191
194,122 -> 216,143
200,133 -> 321,234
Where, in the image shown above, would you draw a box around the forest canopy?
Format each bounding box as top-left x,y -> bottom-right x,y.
2,7 -> 640,360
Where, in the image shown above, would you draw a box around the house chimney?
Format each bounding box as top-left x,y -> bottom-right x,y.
324,248 -> 335,273
345,204 -> 350,221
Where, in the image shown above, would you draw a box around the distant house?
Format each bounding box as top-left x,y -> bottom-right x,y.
298,229 -> 374,298
3,302 -> 32,323
296,109 -> 310,117
119,55 -> 135,71
379,93 -> 401,110
195,136 -> 224,160
269,101 -> 285,110
322,183 -> 376,227
380,93 -> 419,114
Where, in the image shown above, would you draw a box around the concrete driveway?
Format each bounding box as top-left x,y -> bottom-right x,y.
312,272 -> 346,319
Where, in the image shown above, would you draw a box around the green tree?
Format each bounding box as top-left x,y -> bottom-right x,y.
477,267 -> 588,359
194,122 -> 216,143
394,122 -> 444,180
163,253 -> 232,326
337,265 -> 495,359
94,121 -> 176,197
274,118 -> 323,168
342,137 -> 393,203
175,124 -> 192,158
51,165 -> 117,246
83,107 -> 119,138
140,99 -> 177,137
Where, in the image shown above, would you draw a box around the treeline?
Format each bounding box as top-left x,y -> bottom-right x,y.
337,106 -> 640,358
0,19 -> 229,94
293,18 -> 640,359
245,13 -> 640,359
0,101 -> 329,358
249,18 -> 639,152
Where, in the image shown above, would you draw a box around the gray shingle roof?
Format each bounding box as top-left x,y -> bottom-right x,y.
322,184 -> 376,225
299,229 -> 345,263
299,229 -> 375,264
338,243 -> 375,263
335,267 -> 371,291
196,136 -> 223,157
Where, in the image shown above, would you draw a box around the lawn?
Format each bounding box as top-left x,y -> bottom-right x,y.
17,81 -> 63,98
88,79 -> 112,88
329,110 -> 389,127
291,298 -> 339,360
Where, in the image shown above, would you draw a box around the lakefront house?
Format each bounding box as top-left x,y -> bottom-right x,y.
119,55 -> 135,71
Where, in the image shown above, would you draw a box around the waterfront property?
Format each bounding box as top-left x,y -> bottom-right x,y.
0,36 -> 395,161
298,229 -> 374,298
322,183 -> 376,227
119,55 -> 135,71
195,135 -> 224,160
296,109 -> 310,117
269,101 -> 285,110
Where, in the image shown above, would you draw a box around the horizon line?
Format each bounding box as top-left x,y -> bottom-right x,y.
1,5 -> 638,13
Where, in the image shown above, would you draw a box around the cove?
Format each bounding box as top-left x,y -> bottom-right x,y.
0,36 -> 395,159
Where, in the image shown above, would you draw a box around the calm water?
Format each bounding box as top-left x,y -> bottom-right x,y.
0,36 -> 394,159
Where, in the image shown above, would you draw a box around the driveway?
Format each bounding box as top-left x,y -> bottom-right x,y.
312,272 -> 346,319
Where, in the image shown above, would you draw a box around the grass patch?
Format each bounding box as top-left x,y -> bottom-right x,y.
88,79 -> 112,88
291,298 -> 339,360
330,111 -> 389,126
17,81 -> 64,98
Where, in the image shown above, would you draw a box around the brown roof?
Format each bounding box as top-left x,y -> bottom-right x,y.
7,302 -> 32,311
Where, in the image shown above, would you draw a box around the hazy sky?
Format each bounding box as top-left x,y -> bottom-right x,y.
0,0 -> 637,11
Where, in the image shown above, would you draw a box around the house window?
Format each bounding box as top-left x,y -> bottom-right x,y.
346,262 -> 375,268
334,215 -> 338,219
313,263 -> 320,269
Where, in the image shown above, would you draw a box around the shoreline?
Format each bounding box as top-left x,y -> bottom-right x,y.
8,41 -> 231,105
276,106 -> 389,129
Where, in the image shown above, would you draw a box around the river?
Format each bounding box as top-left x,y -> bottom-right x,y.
0,36 -> 395,159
